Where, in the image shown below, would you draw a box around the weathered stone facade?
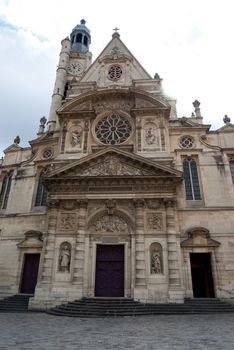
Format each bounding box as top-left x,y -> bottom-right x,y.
1,20 -> 234,309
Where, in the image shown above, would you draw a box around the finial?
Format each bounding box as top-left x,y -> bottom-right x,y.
80,19 -> 86,25
14,135 -> 20,144
193,100 -> 201,117
223,114 -> 231,124
112,27 -> 120,37
154,73 -> 160,80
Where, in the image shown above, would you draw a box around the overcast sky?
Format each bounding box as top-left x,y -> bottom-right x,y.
1,0 -> 234,156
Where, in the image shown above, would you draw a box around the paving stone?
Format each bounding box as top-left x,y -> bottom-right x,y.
0,313 -> 234,349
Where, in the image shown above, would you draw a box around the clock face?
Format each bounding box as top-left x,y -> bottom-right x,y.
68,62 -> 83,75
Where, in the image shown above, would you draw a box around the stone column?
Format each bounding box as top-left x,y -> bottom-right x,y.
73,199 -> 87,298
165,199 -> 184,303
133,199 -> 147,301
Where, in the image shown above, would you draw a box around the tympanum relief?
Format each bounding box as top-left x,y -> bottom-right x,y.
93,215 -> 128,234
76,156 -> 154,176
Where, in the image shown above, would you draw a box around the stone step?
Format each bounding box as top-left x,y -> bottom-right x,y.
47,297 -> 234,317
0,294 -> 31,312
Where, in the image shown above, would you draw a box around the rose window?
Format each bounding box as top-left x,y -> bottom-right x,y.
42,149 -> 53,159
95,114 -> 132,145
108,65 -> 122,81
179,136 -> 194,149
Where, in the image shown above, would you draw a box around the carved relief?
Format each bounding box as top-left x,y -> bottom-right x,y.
58,242 -> 71,273
77,156 -> 153,176
143,123 -> 159,148
59,213 -> 76,230
150,242 -> 163,274
67,122 -> 83,149
70,130 -> 82,147
147,213 -> 163,231
93,215 -> 128,233
93,99 -> 133,114
145,127 -> 157,145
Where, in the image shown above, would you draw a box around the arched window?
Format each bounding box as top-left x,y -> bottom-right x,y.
150,243 -> 163,274
35,175 -> 48,206
83,35 -> 88,46
229,159 -> 234,184
183,159 -> 201,200
0,173 -> 12,209
76,33 -> 82,43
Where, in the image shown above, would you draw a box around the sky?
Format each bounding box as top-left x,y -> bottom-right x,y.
0,0 -> 234,155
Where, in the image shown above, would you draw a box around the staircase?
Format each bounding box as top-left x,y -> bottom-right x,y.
0,294 -> 32,312
47,297 -> 234,317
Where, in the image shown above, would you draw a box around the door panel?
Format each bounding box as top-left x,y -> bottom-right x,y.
95,245 -> 124,297
20,254 -> 40,294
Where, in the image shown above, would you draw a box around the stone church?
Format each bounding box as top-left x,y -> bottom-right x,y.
0,20 -> 234,309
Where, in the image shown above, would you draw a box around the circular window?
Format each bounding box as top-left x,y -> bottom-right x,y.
108,65 -> 122,81
179,136 -> 194,149
95,114 -> 132,145
42,149 -> 53,159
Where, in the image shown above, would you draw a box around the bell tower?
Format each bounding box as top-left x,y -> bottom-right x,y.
47,19 -> 92,132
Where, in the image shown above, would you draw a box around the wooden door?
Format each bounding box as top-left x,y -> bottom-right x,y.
20,254 -> 40,294
95,245 -> 124,297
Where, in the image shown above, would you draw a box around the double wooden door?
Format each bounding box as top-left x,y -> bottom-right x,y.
95,245 -> 124,297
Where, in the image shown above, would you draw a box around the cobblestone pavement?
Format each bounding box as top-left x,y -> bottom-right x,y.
0,313 -> 234,350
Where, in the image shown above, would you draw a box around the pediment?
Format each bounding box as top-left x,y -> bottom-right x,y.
17,230 -> 43,249
181,227 -> 220,248
4,143 -> 22,153
80,34 -> 152,86
216,123 -> 234,133
46,148 -> 182,179
58,88 -> 170,114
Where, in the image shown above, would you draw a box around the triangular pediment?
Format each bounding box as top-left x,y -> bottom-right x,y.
4,143 -> 22,153
80,33 -> 152,87
216,123 -> 234,133
46,148 -> 182,179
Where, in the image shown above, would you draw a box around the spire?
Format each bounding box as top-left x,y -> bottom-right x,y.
70,19 -> 91,53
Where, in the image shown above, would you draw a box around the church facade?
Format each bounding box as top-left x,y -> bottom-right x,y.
1,20 -> 234,309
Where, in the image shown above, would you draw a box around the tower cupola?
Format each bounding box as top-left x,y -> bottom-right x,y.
70,19 -> 91,53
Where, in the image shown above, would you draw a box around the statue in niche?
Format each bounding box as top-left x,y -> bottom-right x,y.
58,243 -> 71,272
145,127 -> 156,145
70,130 -> 82,147
151,251 -> 162,274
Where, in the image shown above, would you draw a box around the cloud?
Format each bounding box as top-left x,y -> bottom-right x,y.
1,0 -> 234,156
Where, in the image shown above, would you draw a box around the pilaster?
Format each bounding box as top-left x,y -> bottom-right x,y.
165,199 -> 184,303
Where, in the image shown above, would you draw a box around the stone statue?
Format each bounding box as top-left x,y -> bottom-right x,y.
38,116 -> 47,134
14,135 -> 20,144
70,130 -> 82,147
151,251 -> 162,274
223,115 -> 231,124
145,128 -> 156,145
58,243 -> 71,272
154,73 -> 160,80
